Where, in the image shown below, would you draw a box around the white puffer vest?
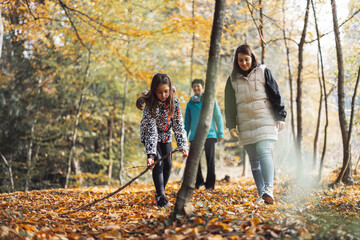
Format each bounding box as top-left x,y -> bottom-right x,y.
230,65 -> 278,145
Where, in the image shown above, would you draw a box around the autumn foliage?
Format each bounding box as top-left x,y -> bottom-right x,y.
1,0 -> 360,238
1,174 -> 359,239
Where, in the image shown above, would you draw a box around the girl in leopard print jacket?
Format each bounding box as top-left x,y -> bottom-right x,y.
136,73 -> 188,208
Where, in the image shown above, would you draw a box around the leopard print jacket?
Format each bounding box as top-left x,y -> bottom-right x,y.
140,98 -> 189,155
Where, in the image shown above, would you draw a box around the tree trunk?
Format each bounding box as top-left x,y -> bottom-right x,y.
119,92 -> 126,186
295,0 -> 310,178
282,0 -> 296,144
65,52 -> 91,188
0,11 -> 3,58
355,155 -> 360,175
259,0 -> 265,64
334,66 -> 359,184
25,122 -> 36,191
189,0 -> 196,95
119,41 -> 130,185
1,153 -> 14,192
312,54 -> 322,169
107,112 -> 114,185
331,0 -> 353,185
25,77 -> 42,191
173,0 -> 225,217
311,0 -> 329,181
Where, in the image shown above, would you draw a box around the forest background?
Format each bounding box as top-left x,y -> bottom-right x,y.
0,0 -> 360,193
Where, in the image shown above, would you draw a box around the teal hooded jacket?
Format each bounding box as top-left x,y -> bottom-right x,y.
184,94 -> 224,142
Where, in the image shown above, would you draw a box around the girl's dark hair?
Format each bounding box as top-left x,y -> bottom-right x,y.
136,73 -> 175,118
233,44 -> 258,71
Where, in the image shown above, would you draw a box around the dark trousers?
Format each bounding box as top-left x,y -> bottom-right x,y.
152,142 -> 172,196
195,138 -> 217,189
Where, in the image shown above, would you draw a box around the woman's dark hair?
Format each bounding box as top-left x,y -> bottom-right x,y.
233,44 -> 258,71
136,73 -> 175,118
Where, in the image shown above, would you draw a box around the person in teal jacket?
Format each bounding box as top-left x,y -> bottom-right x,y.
185,79 -> 224,190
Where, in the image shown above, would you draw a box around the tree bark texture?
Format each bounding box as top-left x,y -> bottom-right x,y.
331,0 -> 353,184
173,0 -> 225,217
259,0 -> 265,64
295,0 -> 310,176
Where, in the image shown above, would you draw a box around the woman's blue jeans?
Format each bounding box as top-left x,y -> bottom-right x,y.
244,140 -> 274,197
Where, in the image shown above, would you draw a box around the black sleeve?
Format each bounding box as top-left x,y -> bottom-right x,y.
264,68 -> 287,121
224,76 -> 237,129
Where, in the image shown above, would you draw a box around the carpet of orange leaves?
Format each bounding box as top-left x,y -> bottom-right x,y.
1,175 -> 359,239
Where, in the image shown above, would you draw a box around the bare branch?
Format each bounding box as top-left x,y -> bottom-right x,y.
244,1 -> 360,46
265,37 -> 299,46
58,0 -> 89,51
307,7 -> 360,44
245,0 -> 284,32
245,0 -> 267,45
24,0 -> 38,20
1,152 -> 9,167
56,1 -> 131,37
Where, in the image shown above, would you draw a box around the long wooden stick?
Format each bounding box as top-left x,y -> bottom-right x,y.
61,149 -> 180,214
123,165 -> 147,170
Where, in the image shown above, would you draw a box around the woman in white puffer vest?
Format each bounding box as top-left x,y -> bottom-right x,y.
225,44 -> 287,204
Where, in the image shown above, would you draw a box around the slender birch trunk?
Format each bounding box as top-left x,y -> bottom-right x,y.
119,41 -> 130,185
0,11 -> 3,58
311,0 -> 329,180
65,52 -> 91,188
174,0 -> 225,217
1,153 -> 14,192
119,92 -> 126,185
25,122 -> 36,191
313,54 -> 322,169
25,78 -> 42,191
107,112 -> 114,185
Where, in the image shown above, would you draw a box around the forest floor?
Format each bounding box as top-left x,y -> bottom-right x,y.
0,172 -> 360,240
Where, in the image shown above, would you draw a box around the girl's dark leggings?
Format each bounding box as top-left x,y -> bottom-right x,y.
152,142 -> 172,196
